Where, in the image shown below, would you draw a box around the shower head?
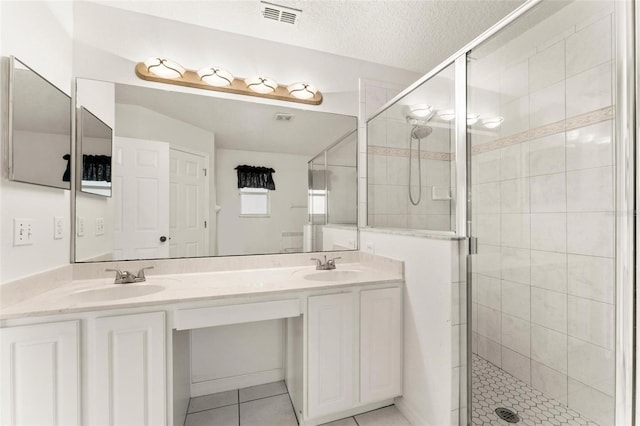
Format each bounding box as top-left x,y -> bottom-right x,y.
411,125 -> 432,139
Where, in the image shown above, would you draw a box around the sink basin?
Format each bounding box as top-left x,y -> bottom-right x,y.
303,270 -> 362,282
70,284 -> 165,302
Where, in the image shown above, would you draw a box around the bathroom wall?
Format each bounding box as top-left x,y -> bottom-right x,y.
216,148 -> 308,256
0,0 -> 74,283
469,2 -> 615,424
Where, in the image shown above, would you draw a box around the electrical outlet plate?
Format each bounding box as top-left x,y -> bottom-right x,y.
54,216 -> 64,240
13,218 -> 33,246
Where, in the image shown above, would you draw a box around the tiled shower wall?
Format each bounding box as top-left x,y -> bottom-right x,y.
470,3 -> 615,425
366,101 -> 454,231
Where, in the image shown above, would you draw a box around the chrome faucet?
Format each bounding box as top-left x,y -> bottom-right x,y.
105,266 -> 154,284
310,255 -> 342,270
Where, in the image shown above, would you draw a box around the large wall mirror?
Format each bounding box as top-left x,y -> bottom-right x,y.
75,79 -> 357,262
8,56 -> 72,189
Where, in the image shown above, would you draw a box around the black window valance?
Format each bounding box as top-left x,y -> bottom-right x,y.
83,154 -> 112,182
235,165 -> 276,190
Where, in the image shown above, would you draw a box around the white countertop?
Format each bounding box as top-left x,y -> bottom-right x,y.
0,262 -> 403,320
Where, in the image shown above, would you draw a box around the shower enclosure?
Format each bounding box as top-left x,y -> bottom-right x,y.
307,130 -> 358,251
366,0 -> 635,425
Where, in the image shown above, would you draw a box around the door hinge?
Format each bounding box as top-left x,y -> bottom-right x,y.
203,168 -> 207,176
469,236 -> 478,255
204,220 -> 207,228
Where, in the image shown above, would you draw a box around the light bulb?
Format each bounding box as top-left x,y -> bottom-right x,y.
143,57 -> 185,79
245,76 -> 278,94
197,67 -> 234,87
287,82 -> 318,100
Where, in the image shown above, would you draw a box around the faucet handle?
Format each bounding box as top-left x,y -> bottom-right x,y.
136,266 -> 154,281
105,268 -> 123,279
329,256 -> 342,262
310,257 -> 322,267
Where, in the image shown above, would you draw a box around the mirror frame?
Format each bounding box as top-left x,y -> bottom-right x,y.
7,56 -> 72,190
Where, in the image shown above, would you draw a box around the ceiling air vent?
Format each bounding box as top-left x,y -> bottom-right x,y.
260,1 -> 301,25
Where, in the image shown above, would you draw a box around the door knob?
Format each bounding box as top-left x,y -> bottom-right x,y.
160,236 -> 169,242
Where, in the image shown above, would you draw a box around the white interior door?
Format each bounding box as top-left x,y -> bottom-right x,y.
169,148 -> 209,257
112,137 -> 170,260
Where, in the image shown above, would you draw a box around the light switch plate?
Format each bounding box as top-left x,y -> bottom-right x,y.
95,217 -> 105,236
54,216 -> 64,240
77,217 -> 85,237
14,218 -> 33,246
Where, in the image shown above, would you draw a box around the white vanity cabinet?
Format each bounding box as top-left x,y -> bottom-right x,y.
92,311 -> 166,426
307,292 -> 355,418
0,321 -> 80,426
304,286 -> 402,424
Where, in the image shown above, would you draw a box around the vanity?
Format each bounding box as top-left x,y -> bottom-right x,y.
0,252 -> 404,426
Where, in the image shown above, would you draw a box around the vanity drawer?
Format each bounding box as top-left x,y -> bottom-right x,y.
174,299 -> 302,330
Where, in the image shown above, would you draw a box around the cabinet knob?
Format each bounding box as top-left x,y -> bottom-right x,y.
160,236 -> 168,242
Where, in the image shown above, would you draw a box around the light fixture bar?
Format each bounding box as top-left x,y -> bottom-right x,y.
135,62 -> 322,105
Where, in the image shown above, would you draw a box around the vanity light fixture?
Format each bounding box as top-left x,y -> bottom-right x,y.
481,116 -> 504,129
197,67 -> 234,87
245,76 -> 278,94
466,113 -> 480,125
287,82 -> 318,100
437,109 -> 456,121
407,104 -> 433,119
143,57 -> 185,79
135,59 -> 322,105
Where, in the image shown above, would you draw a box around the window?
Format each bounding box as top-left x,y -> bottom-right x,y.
308,189 -> 326,215
239,188 -> 270,216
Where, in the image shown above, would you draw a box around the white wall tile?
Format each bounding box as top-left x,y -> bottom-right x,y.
387,120 -> 408,149
567,378 -> 614,426
386,156 -> 409,186
529,81 -> 565,128
530,250 -> 567,293
426,215 -> 451,231
565,14 -> 612,77
501,313 -> 531,356
501,214 -> 530,249
567,337 -> 614,396
387,186 -> 408,215
501,142 -> 529,180
476,214 -> 501,246
567,254 -> 614,304
477,305 -> 501,342
567,295 -> 614,350
369,154 -> 387,185
387,214 -> 408,228
530,213 -> 567,252
500,60 -> 529,104
370,185 -> 388,215
476,182 -> 501,214
365,85 -> 388,117
529,40 -> 565,92
530,173 -> 566,213
500,96 -> 530,137
476,244 -> 501,279
566,120 -> 613,171
407,215 -> 427,230
367,119 -> 387,147
531,361 -> 568,404
531,287 -> 567,333
477,334 -> 501,367
501,280 -> 530,321
566,212 -> 614,257
502,347 -> 532,385
566,61 -> 612,117
501,247 -> 530,285
566,166 -> 613,212
501,178 -> 530,213
426,159 -> 452,187
529,133 -> 566,176
531,324 -> 567,374
476,274 -> 501,310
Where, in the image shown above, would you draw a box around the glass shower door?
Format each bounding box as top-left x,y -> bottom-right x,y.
466,1 -> 619,424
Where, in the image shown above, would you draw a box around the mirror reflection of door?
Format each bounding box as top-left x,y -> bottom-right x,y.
169,148 -> 209,258
112,136 -> 170,260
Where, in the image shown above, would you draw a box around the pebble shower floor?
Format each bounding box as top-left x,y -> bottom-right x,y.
471,355 -> 599,426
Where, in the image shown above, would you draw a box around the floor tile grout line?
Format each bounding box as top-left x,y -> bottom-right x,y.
239,391 -> 290,405
187,401 -> 240,416
237,390 -> 240,426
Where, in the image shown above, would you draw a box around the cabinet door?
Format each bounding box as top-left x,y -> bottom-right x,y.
360,287 -> 402,403
0,321 -> 80,426
93,312 -> 166,426
307,292 -> 354,418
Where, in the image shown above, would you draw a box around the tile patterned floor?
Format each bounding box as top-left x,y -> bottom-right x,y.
472,355 -> 599,426
184,380 -> 410,426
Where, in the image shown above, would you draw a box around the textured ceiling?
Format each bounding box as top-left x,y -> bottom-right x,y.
91,0 -> 525,73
